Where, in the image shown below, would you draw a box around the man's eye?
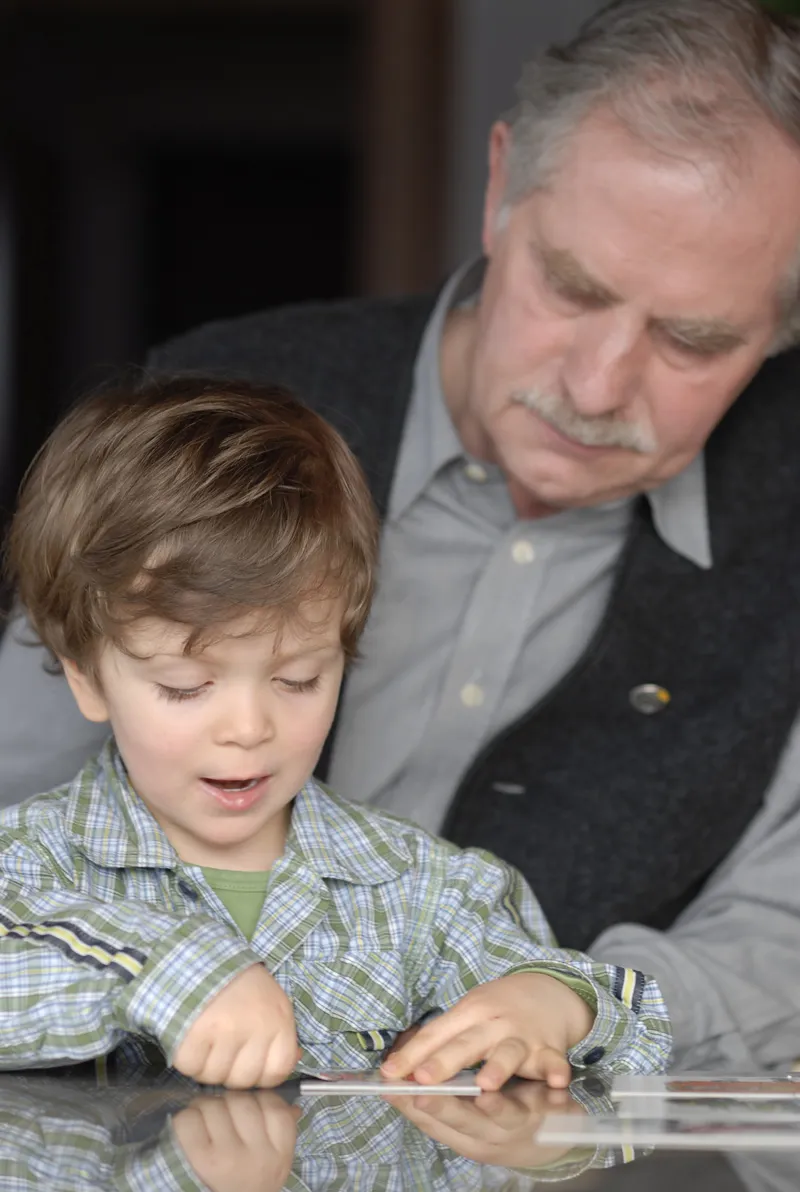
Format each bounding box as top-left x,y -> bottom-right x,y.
155,684 -> 206,702
278,676 -> 321,694
548,278 -> 605,310
665,336 -> 720,359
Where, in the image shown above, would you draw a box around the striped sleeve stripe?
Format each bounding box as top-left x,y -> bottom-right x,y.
0,914 -> 146,981
612,965 -> 645,1014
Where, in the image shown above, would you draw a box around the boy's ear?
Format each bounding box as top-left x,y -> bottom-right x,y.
60,659 -> 110,723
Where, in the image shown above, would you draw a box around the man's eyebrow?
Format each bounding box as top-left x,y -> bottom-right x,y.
535,243 -> 621,305
651,316 -> 747,352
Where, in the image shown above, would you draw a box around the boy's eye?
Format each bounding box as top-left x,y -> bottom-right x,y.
155,683 -> 207,702
278,675 -> 321,694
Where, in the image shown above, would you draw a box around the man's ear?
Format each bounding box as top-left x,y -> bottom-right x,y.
61,659 -> 110,723
482,121 -> 512,257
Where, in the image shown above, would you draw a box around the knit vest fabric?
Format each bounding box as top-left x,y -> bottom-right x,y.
150,295 -> 800,950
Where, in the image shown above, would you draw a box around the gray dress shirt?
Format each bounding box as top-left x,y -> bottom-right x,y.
0,259 -> 798,1073
328,260 -> 712,832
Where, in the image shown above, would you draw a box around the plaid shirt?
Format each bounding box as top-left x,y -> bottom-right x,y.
0,741 -> 671,1077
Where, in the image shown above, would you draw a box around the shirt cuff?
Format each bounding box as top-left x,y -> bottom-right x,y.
115,916 -> 261,1060
505,961 -> 647,1071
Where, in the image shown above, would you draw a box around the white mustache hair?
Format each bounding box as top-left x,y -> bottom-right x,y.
511,387 -> 656,454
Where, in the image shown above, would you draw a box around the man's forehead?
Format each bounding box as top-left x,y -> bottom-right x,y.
527,107 -> 800,312
523,169 -> 793,339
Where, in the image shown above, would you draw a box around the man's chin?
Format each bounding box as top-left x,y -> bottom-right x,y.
505,466 -> 637,517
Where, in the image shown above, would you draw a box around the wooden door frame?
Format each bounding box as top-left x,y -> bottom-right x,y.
359,0 -> 453,295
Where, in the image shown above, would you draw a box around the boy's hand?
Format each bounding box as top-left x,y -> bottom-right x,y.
172,964 -> 300,1088
381,972 -> 594,1091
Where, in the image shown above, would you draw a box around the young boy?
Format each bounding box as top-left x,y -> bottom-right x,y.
0,376 -> 671,1091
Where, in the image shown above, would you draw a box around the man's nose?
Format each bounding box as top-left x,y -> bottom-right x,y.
561,310 -> 644,418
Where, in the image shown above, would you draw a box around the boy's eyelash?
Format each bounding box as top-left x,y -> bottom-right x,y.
156,684 -> 205,703
280,676 -> 321,693
155,676 -> 321,701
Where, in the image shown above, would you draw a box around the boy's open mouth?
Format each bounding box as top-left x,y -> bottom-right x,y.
200,774 -> 272,812
203,777 -> 263,792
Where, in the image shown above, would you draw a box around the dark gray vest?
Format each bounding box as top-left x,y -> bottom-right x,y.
150,295 -> 800,949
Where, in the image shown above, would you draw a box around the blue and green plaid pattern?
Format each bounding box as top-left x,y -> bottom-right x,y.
0,741 -> 671,1077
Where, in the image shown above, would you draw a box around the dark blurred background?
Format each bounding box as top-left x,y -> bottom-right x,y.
0,0 -> 791,547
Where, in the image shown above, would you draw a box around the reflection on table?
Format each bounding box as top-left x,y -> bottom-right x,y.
0,1062 -> 796,1191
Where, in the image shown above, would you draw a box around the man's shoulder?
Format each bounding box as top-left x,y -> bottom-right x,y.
146,293 -> 437,390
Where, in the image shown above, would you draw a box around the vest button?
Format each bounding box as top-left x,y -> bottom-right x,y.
630,684 -> 671,715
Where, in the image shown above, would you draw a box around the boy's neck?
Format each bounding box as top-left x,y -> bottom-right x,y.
170,801 -> 293,873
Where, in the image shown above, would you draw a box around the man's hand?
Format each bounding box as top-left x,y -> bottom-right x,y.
172,1090 -> 300,1192
172,964 -> 300,1088
385,1079 -> 586,1170
381,972 -> 594,1091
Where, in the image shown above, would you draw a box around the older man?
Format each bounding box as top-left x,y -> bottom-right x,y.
2,0 -> 800,1072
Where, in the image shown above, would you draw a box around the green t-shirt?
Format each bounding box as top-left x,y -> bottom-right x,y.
201,867 -> 271,940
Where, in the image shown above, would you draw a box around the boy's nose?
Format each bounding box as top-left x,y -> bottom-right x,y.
216,692 -> 275,748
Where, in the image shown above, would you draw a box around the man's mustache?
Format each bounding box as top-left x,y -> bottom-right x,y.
511,387 -> 656,454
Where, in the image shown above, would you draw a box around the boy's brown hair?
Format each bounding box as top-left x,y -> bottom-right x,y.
4,375 -> 378,677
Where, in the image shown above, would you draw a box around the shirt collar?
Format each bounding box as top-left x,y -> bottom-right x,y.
646,453 -> 712,570
67,741 -> 412,883
285,780 -> 412,885
389,255 -> 713,569
66,739 -> 178,870
388,259 -> 483,520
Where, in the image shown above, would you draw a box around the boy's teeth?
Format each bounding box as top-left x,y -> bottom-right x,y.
212,778 -> 259,792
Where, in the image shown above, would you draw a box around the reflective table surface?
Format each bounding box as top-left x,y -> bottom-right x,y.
1,1068 -> 800,1192
1,1065 -> 799,1191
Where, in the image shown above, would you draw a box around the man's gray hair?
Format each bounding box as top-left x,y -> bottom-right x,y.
505,0 -> 800,349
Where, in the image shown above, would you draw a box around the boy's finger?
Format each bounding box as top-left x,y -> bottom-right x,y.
197,1039 -> 237,1087
173,1033 -> 212,1082
411,1023 -> 500,1084
226,1045 -> 269,1092
517,1046 -> 571,1089
262,1031 -> 302,1087
381,1010 -> 470,1078
385,1025 -> 420,1057
473,1037 -> 530,1092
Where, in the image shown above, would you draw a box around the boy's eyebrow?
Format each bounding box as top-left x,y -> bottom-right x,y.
270,641 -> 343,664
138,640 -> 343,663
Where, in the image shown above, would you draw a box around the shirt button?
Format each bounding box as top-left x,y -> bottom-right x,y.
460,682 -> 485,708
511,540 -> 536,565
582,1046 -> 606,1065
629,684 -> 671,715
464,461 -> 488,483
